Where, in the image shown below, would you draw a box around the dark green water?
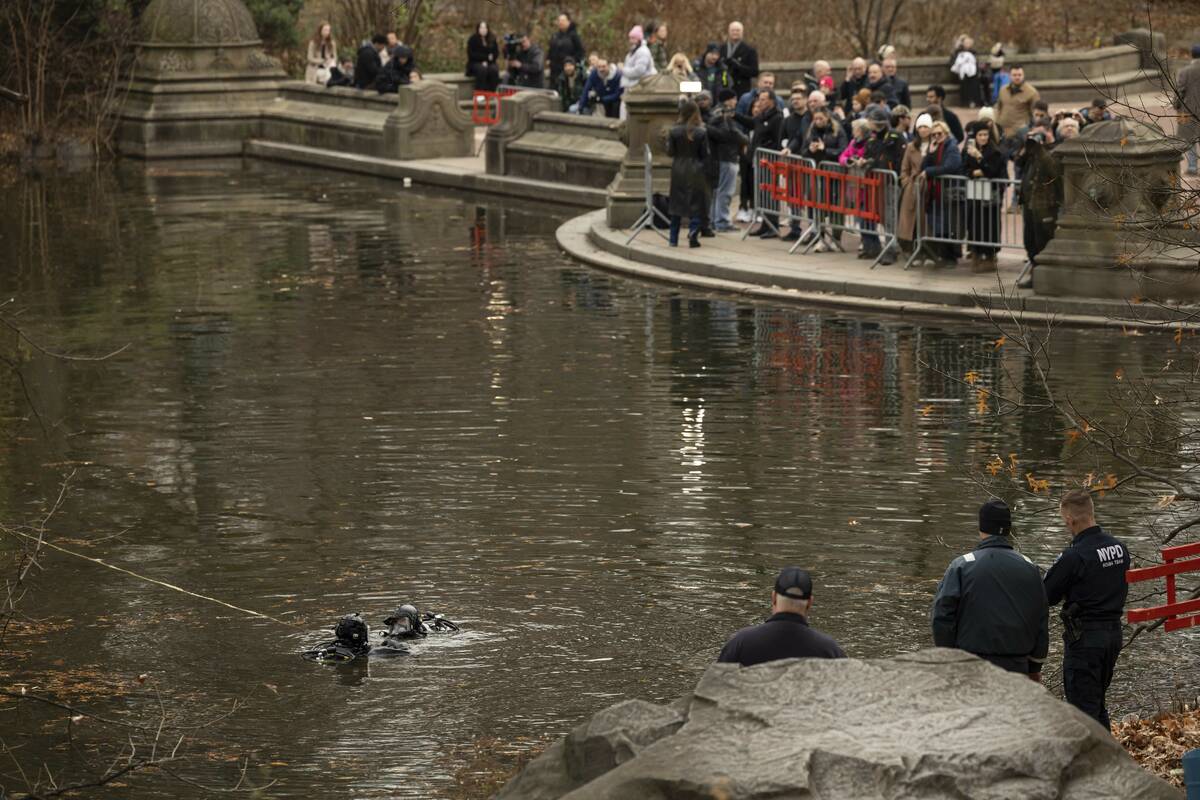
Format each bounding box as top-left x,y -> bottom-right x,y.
0,161 -> 1195,798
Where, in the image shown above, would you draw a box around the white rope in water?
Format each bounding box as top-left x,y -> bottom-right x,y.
2,527 -> 302,629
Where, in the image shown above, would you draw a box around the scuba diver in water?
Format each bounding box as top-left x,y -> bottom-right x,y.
303,605 -> 460,662
378,604 -> 461,651
302,613 -> 373,662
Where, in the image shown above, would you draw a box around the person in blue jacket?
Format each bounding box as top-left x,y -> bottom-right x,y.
577,57 -> 622,118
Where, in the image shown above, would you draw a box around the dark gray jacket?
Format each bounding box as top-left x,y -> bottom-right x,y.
931,536 -> 1049,673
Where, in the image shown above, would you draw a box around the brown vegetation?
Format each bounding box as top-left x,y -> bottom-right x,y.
1115,707 -> 1200,788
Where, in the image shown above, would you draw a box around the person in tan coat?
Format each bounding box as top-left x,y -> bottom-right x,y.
898,113 -> 933,253
994,65 -> 1039,148
306,22 -> 338,85
1177,45 -> 1200,174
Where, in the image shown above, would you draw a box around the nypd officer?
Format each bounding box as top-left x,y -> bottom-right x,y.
1044,489 -> 1129,730
718,566 -> 846,666
931,500 -> 1049,679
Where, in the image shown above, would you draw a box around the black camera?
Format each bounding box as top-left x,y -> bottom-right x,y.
503,33 -> 523,60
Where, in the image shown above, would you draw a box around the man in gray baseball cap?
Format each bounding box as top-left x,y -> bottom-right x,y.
717,566 -> 846,667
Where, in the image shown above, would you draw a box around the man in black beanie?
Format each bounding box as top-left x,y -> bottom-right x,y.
930,500 -> 1049,679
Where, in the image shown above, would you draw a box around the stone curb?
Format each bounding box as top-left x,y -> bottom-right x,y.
557,210 -> 1199,329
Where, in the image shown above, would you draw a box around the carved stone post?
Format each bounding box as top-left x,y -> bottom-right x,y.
606,73 -> 683,228
117,0 -> 283,158
485,91 -> 557,175
383,81 -> 474,159
1035,119 -> 1199,300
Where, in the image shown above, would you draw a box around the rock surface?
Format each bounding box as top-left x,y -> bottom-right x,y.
495,648 -> 1181,799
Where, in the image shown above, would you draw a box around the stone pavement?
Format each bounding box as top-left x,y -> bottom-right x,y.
558,210 -> 1199,328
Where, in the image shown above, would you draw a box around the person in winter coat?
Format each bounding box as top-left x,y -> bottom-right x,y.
666,100 -> 710,247
837,58 -> 868,115
898,113 -> 933,254
802,109 -> 848,251
666,52 -> 697,82
1176,44 -> 1200,174
920,121 -> 964,266
1015,132 -> 1063,287
863,107 -> 907,263
722,21 -> 760,98
882,56 -> 911,109
707,88 -> 748,232
620,26 -> 656,119
505,34 -> 544,89
962,126 -> 1008,264
950,35 -> 982,108
865,62 -> 897,108
548,13 -> 585,87
989,50 -> 1010,103
647,22 -> 669,70
741,91 -> 785,236
838,118 -> 877,257
924,85 -> 965,142
578,58 -> 622,117
964,106 -> 1002,148
355,35 -> 387,90
306,22 -> 338,85
376,44 -> 416,93
466,21 -> 500,91
695,44 -> 732,99
557,58 -> 585,112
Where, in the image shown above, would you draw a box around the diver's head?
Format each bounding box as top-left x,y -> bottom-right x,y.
334,613 -> 370,651
383,604 -> 423,637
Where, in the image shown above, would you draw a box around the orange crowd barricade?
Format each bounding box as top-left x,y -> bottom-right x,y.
470,87 -> 520,126
1126,541 -> 1200,632
748,148 -> 898,266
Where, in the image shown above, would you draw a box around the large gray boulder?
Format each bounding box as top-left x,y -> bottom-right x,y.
495,648 -> 1180,800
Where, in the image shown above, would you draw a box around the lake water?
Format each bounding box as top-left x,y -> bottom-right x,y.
1,161 -> 1195,798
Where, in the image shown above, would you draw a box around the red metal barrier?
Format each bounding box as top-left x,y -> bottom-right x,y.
759,160 -> 884,224
471,88 -> 519,126
1126,541 -> 1200,632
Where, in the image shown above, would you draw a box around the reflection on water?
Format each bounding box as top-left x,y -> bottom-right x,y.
0,161 -> 1196,798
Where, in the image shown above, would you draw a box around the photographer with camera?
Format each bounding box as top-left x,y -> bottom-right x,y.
707,88 -> 748,233
504,33 -> 545,89
1014,128 -> 1062,288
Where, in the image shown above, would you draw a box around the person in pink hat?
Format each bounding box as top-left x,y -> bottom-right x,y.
619,24 -> 656,118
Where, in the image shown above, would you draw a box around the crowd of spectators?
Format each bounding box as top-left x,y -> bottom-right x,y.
301,17 -> 1200,284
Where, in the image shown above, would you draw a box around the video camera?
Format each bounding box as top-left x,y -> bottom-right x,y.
503,33 -> 524,60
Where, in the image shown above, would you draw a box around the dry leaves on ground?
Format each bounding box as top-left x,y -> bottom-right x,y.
1114,707 -> 1200,787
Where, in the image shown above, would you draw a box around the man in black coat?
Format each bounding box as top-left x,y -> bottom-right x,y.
718,567 -> 846,667
505,34 -> 545,89
838,57 -> 868,114
882,56 -> 911,108
863,106 -> 907,262
931,500 -> 1050,678
925,85 -> 964,142
721,21 -> 759,98
354,34 -> 388,90
547,13 -> 585,87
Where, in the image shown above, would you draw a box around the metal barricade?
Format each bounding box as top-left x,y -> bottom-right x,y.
626,144 -> 670,245
905,174 -> 1021,269
743,148 -> 789,240
790,160 -> 900,268
470,88 -> 519,126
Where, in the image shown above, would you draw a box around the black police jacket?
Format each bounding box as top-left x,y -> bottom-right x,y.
931,536 -> 1049,670
718,612 -> 846,667
1044,526 -> 1129,621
